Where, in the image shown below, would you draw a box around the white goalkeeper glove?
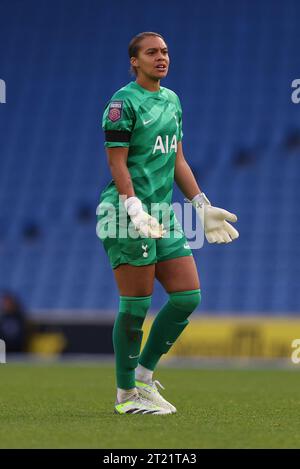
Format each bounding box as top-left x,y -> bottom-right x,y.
124,197 -> 165,239
191,193 -> 239,244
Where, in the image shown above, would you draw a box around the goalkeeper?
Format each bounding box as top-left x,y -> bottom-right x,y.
97,32 -> 239,415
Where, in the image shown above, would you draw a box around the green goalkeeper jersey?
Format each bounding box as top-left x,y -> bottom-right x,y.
100,81 -> 183,211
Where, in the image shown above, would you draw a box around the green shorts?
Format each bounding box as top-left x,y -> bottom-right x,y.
96,205 -> 193,269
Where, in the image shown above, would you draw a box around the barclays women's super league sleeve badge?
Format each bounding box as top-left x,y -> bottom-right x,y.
108,101 -> 123,122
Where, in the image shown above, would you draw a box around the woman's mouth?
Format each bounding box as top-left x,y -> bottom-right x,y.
155,64 -> 167,71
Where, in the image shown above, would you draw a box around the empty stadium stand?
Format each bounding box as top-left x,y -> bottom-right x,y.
0,0 -> 299,314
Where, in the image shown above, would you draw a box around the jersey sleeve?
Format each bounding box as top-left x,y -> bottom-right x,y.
176,96 -> 183,142
102,96 -> 135,148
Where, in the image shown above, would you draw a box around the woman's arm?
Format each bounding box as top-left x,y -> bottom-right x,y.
106,147 -> 135,200
174,142 -> 202,200
105,147 -> 164,237
174,142 -> 239,243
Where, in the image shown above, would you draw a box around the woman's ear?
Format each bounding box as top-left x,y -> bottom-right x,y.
130,57 -> 138,69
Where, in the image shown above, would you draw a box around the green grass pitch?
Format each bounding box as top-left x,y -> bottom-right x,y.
0,363 -> 300,448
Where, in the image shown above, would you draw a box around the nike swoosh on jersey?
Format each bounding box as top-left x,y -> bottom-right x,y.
143,119 -> 153,125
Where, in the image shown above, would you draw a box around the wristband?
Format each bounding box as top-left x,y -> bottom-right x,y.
124,197 -> 143,217
191,193 -> 211,207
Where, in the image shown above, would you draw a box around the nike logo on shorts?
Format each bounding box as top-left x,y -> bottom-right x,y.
143,119 -> 153,125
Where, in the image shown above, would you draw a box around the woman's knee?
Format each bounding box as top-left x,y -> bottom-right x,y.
169,289 -> 201,312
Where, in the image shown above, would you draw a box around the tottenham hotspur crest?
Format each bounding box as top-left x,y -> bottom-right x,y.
142,243 -> 148,258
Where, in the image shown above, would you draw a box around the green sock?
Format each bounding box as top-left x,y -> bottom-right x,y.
113,295 -> 151,390
139,289 -> 201,371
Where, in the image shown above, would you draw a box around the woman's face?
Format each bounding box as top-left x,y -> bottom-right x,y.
131,36 -> 170,80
